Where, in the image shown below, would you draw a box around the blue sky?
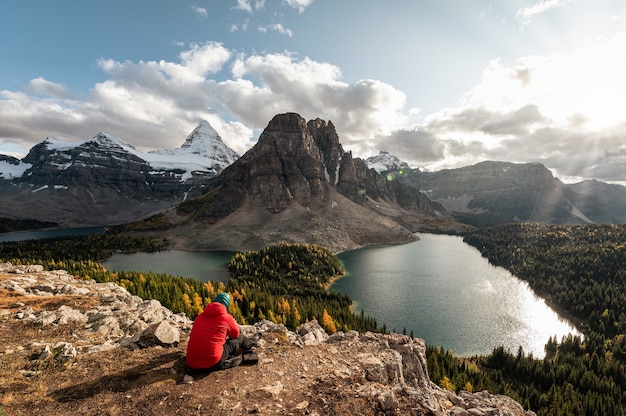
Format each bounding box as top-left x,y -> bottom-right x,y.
1,0 -> 625,184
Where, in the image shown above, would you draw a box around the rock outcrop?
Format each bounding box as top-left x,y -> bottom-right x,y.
0,262 -> 190,357
0,262 -> 534,415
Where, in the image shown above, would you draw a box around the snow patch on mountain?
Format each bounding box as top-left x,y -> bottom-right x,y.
41,137 -> 82,151
0,155 -> 31,179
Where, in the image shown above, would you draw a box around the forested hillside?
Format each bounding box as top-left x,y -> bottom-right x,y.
426,223 -> 626,415
0,217 -> 57,233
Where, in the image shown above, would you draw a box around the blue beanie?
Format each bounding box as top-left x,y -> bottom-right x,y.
213,292 -> 231,309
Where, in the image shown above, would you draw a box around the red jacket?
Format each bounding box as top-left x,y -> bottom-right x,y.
185,302 -> 240,369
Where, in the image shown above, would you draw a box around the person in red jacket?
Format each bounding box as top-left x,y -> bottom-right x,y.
185,292 -> 256,370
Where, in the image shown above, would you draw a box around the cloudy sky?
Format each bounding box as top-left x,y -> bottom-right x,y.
1,0 -> 625,184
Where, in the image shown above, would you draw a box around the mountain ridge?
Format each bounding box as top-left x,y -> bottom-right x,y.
365,155 -> 626,226
0,121 -> 239,227
1,115 -> 625,237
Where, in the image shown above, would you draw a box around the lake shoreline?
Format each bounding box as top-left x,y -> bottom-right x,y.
330,233 -> 579,358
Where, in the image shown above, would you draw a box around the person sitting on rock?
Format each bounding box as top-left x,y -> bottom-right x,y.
185,292 -> 256,371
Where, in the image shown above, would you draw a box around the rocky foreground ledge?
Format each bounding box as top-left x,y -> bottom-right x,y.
0,263 -> 535,415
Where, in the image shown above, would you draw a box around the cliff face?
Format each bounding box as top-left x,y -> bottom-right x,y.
0,263 -> 534,416
232,112 -> 330,213
169,113 -> 463,252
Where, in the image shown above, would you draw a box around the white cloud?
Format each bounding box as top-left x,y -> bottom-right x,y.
517,0 -> 572,18
235,0 -> 264,13
0,42 -> 406,160
284,0 -> 314,14
191,6 -> 208,18
235,0 -> 253,13
222,52 -> 407,152
230,18 -> 250,32
258,23 -> 293,37
26,77 -> 75,99
378,31 -> 626,183
458,32 -> 626,131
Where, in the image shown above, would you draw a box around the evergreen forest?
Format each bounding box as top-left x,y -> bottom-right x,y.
427,223 -> 626,415
1,223 -> 625,415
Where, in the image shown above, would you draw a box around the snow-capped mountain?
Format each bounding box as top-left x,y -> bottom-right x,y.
1,121 -> 239,183
365,151 -> 410,173
0,121 -> 240,227
152,120 -> 239,171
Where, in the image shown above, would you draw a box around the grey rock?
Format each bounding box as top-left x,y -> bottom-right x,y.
13,307 -> 36,320
29,284 -> 57,294
35,311 -> 59,327
136,322 -> 180,348
375,389 -> 399,412
451,407 -> 470,416
297,319 -> 328,346
81,341 -> 118,354
137,299 -> 171,324
17,265 -> 44,273
56,305 -> 88,325
57,284 -> 90,295
53,342 -> 77,363
92,315 -> 123,337
20,370 -> 42,377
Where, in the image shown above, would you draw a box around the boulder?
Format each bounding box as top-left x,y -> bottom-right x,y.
296,319 -> 328,346
136,322 -> 180,348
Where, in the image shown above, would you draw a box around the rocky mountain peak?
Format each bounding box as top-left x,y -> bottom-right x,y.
251,113 -> 319,160
230,112 -> 327,214
366,151 -> 411,174
157,120 -> 239,167
265,112 -> 309,133
307,118 -> 344,185
87,132 -> 137,151
2,123 -> 241,227
411,161 -> 596,225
